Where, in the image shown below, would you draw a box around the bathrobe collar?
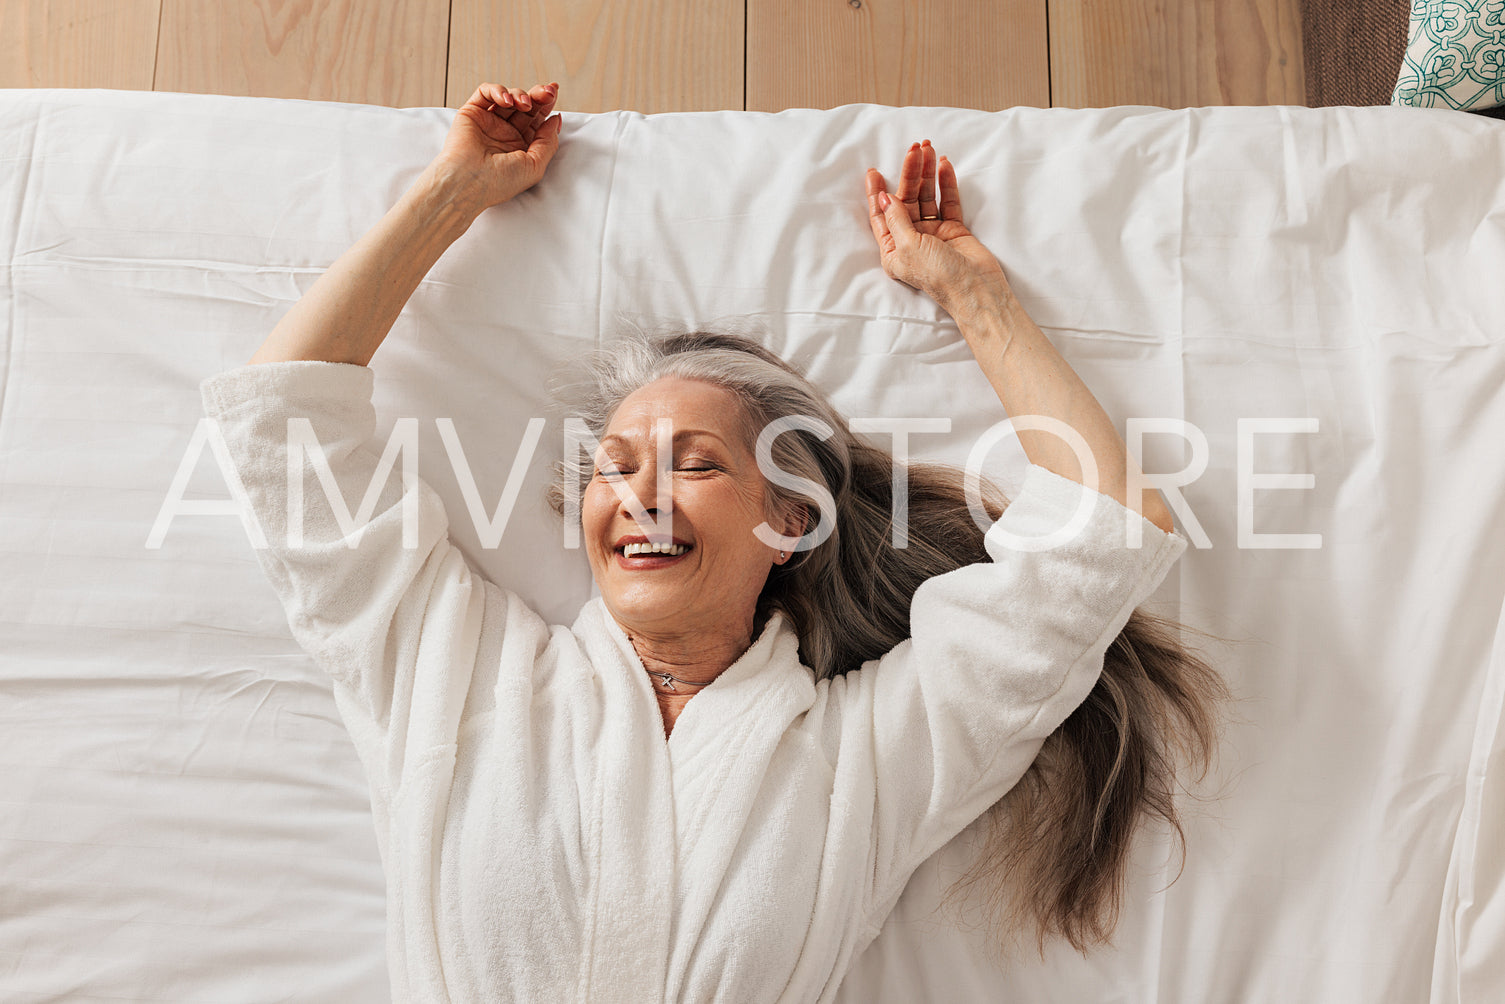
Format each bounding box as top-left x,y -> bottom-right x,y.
587,599 -> 816,748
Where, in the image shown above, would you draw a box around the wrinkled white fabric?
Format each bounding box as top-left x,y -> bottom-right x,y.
10,87 -> 1502,1004
199,358 -> 1186,1003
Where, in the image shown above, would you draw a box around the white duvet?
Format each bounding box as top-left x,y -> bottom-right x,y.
1,88 -> 1502,1002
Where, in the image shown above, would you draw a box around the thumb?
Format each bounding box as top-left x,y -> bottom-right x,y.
880,191 -> 915,241
529,114 -> 562,171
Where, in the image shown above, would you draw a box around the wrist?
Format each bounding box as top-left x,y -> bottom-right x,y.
937,274 -> 1014,328
944,278 -> 1019,340
413,159 -> 488,231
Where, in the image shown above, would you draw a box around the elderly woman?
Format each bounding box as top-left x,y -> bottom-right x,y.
201,83 -> 1227,1002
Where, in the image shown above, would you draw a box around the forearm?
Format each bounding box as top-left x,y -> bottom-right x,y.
249,163 -> 483,367
947,282 -> 1176,535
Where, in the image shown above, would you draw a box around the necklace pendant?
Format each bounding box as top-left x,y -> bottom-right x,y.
658,674 -> 675,691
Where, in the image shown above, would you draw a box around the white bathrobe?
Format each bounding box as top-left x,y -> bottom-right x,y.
200,359 -> 1188,1004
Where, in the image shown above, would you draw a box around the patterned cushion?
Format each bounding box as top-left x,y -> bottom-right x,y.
1393,0 -> 1505,110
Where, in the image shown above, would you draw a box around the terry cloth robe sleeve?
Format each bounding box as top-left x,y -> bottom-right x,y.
197,359 -> 499,793
849,462 -> 1189,924
201,361 -> 676,1003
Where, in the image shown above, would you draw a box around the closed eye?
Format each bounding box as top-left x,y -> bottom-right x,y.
595,461 -> 719,476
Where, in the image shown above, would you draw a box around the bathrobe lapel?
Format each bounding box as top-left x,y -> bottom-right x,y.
570,600 -> 679,1002
573,601 -> 817,1001
607,609 -> 818,993
658,612 -> 813,847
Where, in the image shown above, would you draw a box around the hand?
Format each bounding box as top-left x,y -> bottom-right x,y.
435,82 -> 563,213
865,141 -> 1011,318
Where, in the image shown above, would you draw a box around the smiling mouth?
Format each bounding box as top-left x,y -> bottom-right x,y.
620,541 -> 690,557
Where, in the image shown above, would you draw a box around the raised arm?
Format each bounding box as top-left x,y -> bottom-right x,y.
206,83 -> 563,786
250,82 -> 562,366
865,141 -> 1176,535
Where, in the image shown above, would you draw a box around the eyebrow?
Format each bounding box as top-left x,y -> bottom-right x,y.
598,429 -> 730,450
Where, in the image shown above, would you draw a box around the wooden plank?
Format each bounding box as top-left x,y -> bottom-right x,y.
747,0 -> 1049,112
446,0 -> 743,113
1050,0 -> 1305,108
154,0 -> 448,107
0,0 -> 161,90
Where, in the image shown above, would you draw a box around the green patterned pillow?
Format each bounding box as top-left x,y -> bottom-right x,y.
1392,0 -> 1505,110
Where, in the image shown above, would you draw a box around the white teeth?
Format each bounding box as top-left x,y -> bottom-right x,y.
622,542 -> 688,557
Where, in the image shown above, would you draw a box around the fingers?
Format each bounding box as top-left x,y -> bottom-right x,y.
522,83 -> 559,130
481,82 -> 523,112
473,81 -> 559,118
894,142 -> 922,220
937,154 -> 963,222
868,175 -> 917,244
529,114 -> 564,171
464,83 -> 501,111
892,140 -> 940,221
881,188 -> 917,239
918,141 -> 938,219
864,168 -> 893,249
510,82 -> 558,112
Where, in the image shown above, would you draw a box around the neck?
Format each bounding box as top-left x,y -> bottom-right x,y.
626,624 -> 753,690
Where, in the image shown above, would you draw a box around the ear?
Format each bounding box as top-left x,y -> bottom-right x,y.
776,504 -> 810,562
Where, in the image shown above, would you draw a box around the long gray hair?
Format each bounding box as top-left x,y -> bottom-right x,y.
548,328 -> 1230,959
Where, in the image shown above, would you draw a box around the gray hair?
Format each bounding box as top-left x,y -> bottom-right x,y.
547,326 -> 1003,680
548,325 -> 1231,962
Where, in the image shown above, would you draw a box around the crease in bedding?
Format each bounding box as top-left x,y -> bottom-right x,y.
0,88 -> 1502,1004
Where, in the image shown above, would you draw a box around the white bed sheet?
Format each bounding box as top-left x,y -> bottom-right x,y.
1,88 -> 1502,1002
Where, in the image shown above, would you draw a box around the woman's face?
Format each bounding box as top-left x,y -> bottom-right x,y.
582,377 -> 793,644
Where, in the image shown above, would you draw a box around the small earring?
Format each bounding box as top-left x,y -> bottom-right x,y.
778,551 -> 786,561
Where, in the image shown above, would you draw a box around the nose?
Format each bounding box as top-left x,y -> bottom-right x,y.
616,463 -> 669,524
